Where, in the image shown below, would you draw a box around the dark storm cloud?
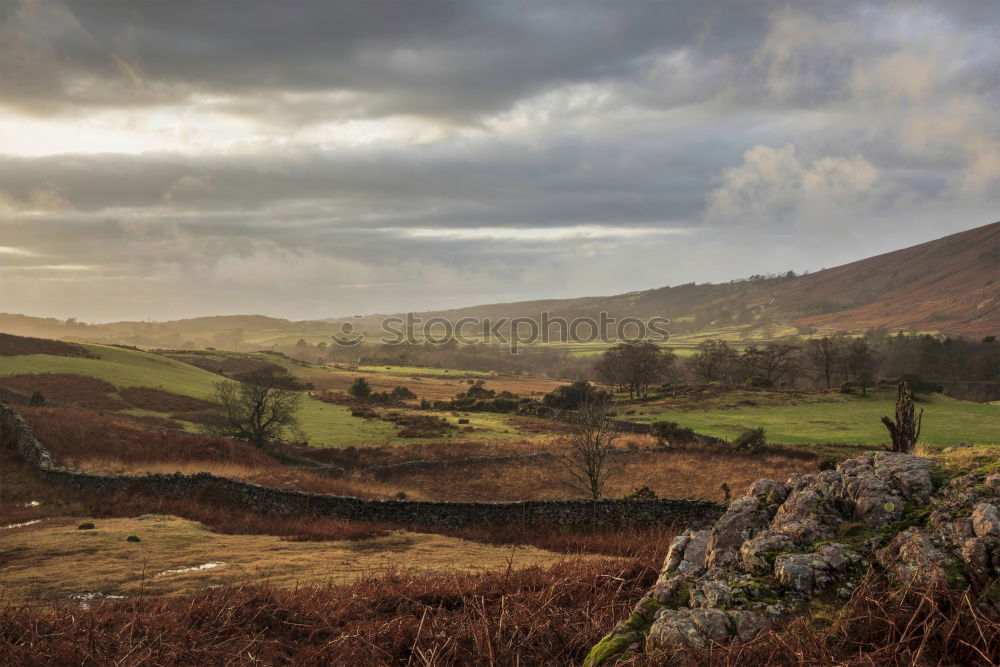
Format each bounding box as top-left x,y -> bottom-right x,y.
2,0 -> 773,120
1,0 -> 999,321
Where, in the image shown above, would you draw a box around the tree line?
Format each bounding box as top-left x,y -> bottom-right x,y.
592,332 -> 998,401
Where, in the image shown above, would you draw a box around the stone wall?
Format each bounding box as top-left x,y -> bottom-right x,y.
1,402 -> 724,530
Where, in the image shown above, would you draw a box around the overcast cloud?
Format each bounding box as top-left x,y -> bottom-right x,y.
1,0 -> 998,321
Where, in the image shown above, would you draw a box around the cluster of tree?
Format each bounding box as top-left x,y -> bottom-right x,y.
347,377 -> 416,403
585,331 -> 997,401
593,342 -> 676,398
686,337 -> 890,395
430,380 -> 529,412
317,341 -> 595,380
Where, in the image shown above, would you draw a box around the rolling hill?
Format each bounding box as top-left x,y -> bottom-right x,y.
0,222 -> 996,346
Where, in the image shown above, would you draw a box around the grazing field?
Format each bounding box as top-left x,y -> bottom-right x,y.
0,344 -> 407,446
627,388 -> 1000,448
0,344 -> 223,399
0,516 -> 580,603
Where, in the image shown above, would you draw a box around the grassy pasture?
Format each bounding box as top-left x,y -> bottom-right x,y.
0,344 -> 222,399
0,345 -> 401,446
0,344 -> 552,447
627,388 -> 1000,448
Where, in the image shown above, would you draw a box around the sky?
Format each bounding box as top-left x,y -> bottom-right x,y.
0,0 -> 998,322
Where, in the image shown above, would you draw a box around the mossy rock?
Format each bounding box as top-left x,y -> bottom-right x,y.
584,597 -> 663,666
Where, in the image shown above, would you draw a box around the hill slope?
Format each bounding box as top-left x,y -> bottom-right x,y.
408,222 -> 999,337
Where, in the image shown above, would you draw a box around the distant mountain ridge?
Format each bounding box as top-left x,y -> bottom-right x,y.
0,222 -> 996,343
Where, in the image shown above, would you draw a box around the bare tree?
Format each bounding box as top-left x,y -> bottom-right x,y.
594,342 -> 675,398
686,339 -> 738,383
204,367 -> 303,445
555,399 -> 623,499
807,336 -> 842,389
741,343 -> 800,385
844,338 -> 880,396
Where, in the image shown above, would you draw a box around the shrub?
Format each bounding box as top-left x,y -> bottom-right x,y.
818,456 -> 839,471
390,386 -> 416,400
839,380 -> 854,394
622,485 -> 658,500
77,522 -> 95,530
746,375 -> 773,388
732,426 -> 768,454
650,421 -> 696,443
125,535 -> 141,543
348,377 -> 372,400
28,391 -> 46,407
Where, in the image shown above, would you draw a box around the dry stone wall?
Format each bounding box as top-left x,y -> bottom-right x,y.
1,402 -> 724,530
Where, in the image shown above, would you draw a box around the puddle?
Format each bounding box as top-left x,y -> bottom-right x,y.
1,519 -> 42,530
155,562 -> 225,577
70,592 -> 125,609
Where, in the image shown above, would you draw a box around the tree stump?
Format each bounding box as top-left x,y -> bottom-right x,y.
881,380 -> 923,454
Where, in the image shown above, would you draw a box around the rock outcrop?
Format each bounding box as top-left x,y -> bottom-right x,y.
585,452 -> 1000,665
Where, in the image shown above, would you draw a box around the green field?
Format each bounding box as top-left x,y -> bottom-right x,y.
0,345 -> 544,448
0,344 -> 224,398
629,390 -> 1000,448
0,345 -> 405,447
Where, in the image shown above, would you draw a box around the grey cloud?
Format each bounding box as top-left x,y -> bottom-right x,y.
1,0 -> 999,321
3,0 -> 771,121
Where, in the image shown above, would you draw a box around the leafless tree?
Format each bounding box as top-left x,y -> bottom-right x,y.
204,367 -> 303,445
741,343 -> 800,384
594,342 -> 675,398
554,399 -> 623,499
806,336 -> 842,389
686,339 -> 738,383
844,338 -> 880,395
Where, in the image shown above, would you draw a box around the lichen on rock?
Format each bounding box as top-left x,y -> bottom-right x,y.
586,451 -> 1000,665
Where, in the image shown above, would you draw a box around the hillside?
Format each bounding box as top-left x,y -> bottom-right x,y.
0,223 -> 996,346
408,222 -> 999,338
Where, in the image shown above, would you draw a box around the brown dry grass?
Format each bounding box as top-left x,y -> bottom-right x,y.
118,387 -> 214,413
0,554 -> 657,666
4,554 -> 994,666
78,458 -> 376,497
0,374 -> 121,410
0,515 -> 583,604
358,440 -> 818,503
309,369 -> 563,402
20,407 -> 276,468
0,333 -> 94,358
624,567 -> 1000,666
